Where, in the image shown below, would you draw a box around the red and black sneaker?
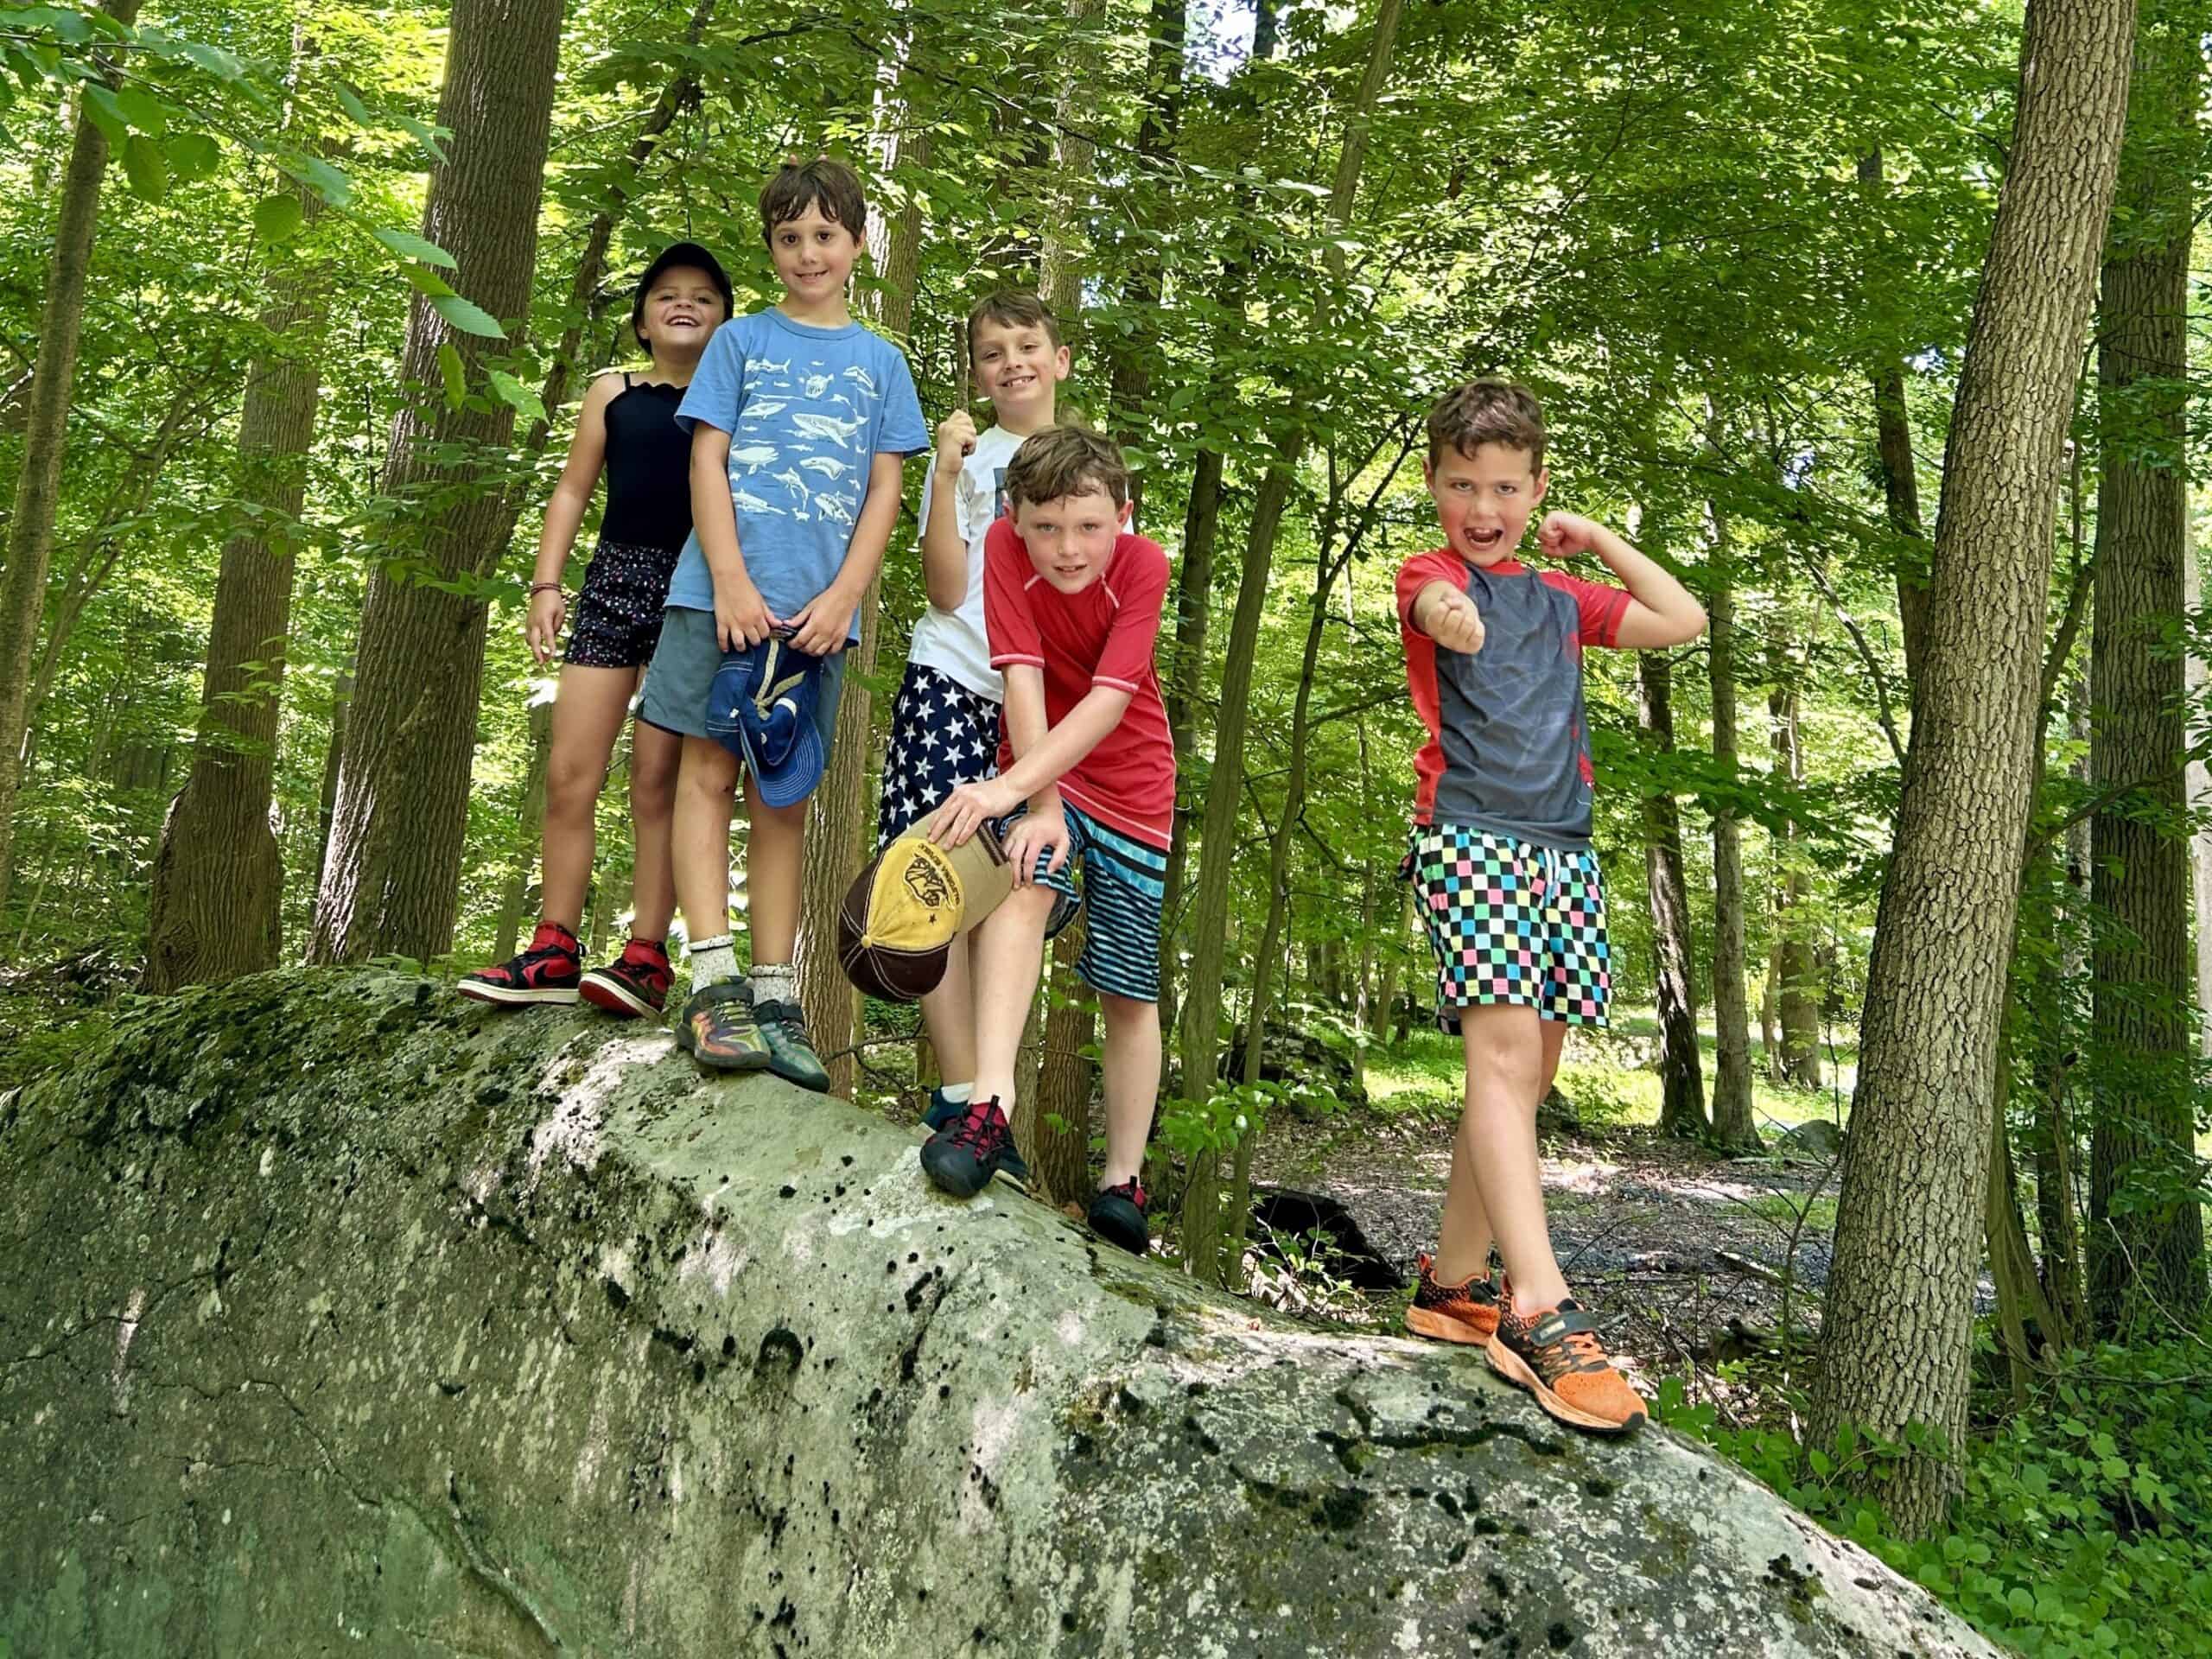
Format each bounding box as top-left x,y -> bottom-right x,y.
457,921 -> 581,1006
1088,1179 -> 1149,1256
921,1096 -> 1029,1198
579,938 -> 672,1019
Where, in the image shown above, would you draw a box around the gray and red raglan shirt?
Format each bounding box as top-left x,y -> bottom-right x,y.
1394,549 -> 1631,853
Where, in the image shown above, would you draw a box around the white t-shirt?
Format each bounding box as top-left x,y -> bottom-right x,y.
907,424 -> 1023,701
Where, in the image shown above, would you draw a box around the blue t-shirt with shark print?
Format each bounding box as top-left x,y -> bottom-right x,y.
664,308 -> 928,639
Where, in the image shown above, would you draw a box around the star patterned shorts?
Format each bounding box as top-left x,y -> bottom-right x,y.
1402,823 -> 1611,1030
565,538 -> 684,669
876,660 -> 1003,847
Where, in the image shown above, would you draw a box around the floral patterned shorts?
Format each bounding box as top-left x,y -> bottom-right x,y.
566,538 -> 683,669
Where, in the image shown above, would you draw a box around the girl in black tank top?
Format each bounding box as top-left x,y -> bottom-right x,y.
461,243 -> 733,1018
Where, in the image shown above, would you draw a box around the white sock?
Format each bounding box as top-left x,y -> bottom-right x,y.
685,936 -> 737,988
751,962 -> 798,1007
938,1081 -> 973,1104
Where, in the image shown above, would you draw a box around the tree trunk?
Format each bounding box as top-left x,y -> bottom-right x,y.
2186,545 -> 2211,1062
1020,922 -> 1096,1207
0,0 -> 143,934
1639,650 -> 1707,1138
1178,0 -> 1404,1277
1808,0 -> 2133,1538
1373,885 -> 1414,1041
308,0 -> 565,964
1770,678 -> 1822,1087
2086,12 -> 2205,1326
1157,446 -> 1224,1048
143,180 -> 326,993
1704,430 -> 1758,1149
0,969 -> 2003,1657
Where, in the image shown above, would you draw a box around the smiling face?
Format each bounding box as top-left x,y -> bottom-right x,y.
767,202 -> 862,308
1426,441 -> 1548,566
971,315 -> 1069,423
636,265 -> 727,358
1012,486 -> 1130,595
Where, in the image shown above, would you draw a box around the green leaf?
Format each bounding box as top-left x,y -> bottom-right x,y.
334,83 -> 374,127
10,6 -> 92,43
429,291 -> 505,340
79,84 -> 127,149
253,194 -> 304,242
401,264 -> 455,299
177,39 -> 249,81
393,112 -> 449,163
436,340 -> 466,410
373,228 -> 457,270
121,134 -> 166,201
112,86 -> 166,135
167,131 -> 219,182
283,154 -> 351,207
486,370 -> 546,425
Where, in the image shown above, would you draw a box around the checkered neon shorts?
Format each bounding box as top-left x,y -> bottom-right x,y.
1402,823 -> 1611,1030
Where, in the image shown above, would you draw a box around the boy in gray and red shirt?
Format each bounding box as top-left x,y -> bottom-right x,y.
1395,379 -> 1707,1436
923,426 -> 1173,1257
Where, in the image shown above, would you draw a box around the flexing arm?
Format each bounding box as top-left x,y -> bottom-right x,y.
921,411 -> 977,613
1540,513 -> 1706,647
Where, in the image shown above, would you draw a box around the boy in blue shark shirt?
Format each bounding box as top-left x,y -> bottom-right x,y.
638,156 -> 927,1085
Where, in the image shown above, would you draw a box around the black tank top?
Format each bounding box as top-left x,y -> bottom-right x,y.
598,375 -> 692,551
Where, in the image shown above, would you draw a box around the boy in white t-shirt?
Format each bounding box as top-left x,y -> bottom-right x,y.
880,292 -> 1071,1143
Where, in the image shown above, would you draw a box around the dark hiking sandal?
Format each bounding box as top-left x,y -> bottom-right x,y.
457,921 -> 582,1006
675,980 -> 772,1073
753,999 -> 831,1094
922,1097 -> 1026,1198
578,938 -> 672,1019
1087,1179 -> 1150,1256
1404,1251 -> 1501,1346
1485,1291 -> 1647,1435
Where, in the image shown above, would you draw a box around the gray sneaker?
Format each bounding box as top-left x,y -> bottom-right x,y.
753,999 -> 830,1093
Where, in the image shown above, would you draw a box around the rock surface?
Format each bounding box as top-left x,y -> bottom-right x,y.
0,971 -> 1998,1656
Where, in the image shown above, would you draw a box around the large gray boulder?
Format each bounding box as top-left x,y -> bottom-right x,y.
0,971 -> 1997,1656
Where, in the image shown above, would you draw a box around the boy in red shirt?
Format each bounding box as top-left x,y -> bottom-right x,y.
1396,379 -> 1706,1434
924,427 -> 1174,1255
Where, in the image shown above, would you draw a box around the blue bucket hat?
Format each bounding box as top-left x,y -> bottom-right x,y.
706,632 -> 827,809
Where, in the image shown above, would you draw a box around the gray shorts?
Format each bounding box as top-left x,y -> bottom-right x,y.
639,606 -> 846,751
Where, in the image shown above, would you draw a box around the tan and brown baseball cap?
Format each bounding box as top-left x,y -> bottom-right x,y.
837,823 -> 1016,1001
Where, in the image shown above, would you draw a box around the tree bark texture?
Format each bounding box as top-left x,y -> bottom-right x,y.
308,0 -> 565,964
791,66 -> 929,1099
1156,445 -> 1224,1039
2185,546 -> 2211,1061
1704,455 -> 1758,1148
0,970 -> 2005,1658
1021,920 -> 1096,1206
1859,150 -> 1930,689
2086,9 -> 2205,1325
143,187 -> 327,993
0,0 -> 144,933
1808,0 -> 2134,1539
1638,651 -> 1707,1138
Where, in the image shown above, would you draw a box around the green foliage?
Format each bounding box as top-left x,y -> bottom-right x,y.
1659,1341 -> 2212,1657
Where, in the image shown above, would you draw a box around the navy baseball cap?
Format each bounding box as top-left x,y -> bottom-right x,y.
707,632 -> 827,809
632,241 -> 734,346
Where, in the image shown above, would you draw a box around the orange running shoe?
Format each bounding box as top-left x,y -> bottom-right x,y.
1404,1252 -> 1502,1345
1485,1285 -> 1648,1435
